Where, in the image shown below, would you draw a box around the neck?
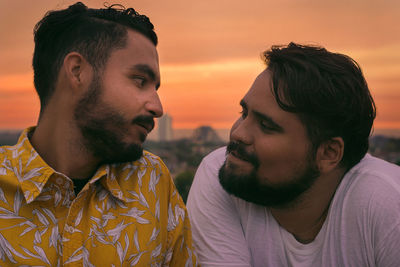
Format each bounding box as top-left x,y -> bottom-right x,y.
30,112 -> 100,180
270,169 -> 345,244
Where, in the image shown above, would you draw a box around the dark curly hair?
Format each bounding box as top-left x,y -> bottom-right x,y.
33,2 -> 157,111
263,42 -> 376,169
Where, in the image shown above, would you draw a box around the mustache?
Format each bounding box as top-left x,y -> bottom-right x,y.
227,141 -> 259,167
132,115 -> 155,131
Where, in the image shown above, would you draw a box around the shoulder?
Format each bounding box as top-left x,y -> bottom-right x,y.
203,146 -> 227,163
336,154 -> 400,219
0,146 -> 11,178
197,146 -> 227,176
187,147 -> 227,193
0,146 -> 7,162
353,154 -> 400,177
344,154 -> 400,196
116,150 -> 175,198
121,150 -> 170,176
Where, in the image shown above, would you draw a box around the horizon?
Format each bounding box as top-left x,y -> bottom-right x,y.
2,126 -> 400,142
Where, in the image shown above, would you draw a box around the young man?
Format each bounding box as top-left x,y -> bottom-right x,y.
0,3 -> 196,266
187,43 -> 400,266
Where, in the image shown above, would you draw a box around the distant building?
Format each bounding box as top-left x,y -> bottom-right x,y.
158,113 -> 173,141
192,126 -> 222,144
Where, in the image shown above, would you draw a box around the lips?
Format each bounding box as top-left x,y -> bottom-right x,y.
136,122 -> 154,133
132,115 -> 155,134
229,150 -> 251,162
226,141 -> 259,167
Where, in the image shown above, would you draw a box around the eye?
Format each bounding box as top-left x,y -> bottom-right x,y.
131,76 -> 147,87
259,120 -> 270,130
259,119 -> 279,133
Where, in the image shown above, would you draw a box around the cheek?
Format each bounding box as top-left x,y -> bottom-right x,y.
254,139 -> 309,180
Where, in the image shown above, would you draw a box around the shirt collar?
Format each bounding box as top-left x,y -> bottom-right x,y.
10,127 -> 56,203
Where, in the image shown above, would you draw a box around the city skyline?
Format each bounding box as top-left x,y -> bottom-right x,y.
1,0 -> 399,131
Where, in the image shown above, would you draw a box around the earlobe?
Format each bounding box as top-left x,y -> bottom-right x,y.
316,137 -> 344,173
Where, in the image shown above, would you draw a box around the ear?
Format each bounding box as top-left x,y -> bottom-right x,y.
316,137 -> 344,173
62,52 -> 92,90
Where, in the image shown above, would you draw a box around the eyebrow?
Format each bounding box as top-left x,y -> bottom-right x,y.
240,99 -> 284,133
130,64 -> 161,89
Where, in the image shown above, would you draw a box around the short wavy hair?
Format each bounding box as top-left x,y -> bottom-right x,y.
33,2 -> 157,111
264,42 -> 376,169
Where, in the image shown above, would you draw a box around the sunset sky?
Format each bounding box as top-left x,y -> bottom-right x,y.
1,0 -> 399,131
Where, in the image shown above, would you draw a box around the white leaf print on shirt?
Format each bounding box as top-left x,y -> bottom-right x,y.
0,232 -> 26,263
20,245 -> 46,262
133,230 -> 140,252
50,225 -> 60,252
129,251 -> 145,266
64,246 -> 84,264
19,167 -> 45,182
174,205 -> 185,223
121,207 -> 149,224
107,220 -> 131,244
35,195 -> 52,202
25,149 -> 38,168
13,188 -> 23,214
0,187 -> 8,205
162,247 -> 173,266
155,200 -> 160,221
138,190 -> 149,209
184,246 -> 194,267
42,208 -> 57,224
34,230 -> 42,244
32,209 -> 49,226
117,241 -> 124,264
34,245 -> 51,265
167,203 -> 177,232
54,189 -> 62,207
12,147 -> 24,159
124,166 -> 138,181
151,244 -> 162,259
124,232 -> 130,260
75,208 -> 84,227
137,167 -> 147,187
114,233 -> 129,266
82,246 -> 95,267
149,170 -> 160,198
148,227 -> 160,244
19,220 -> 37,236
0,207 -> 23,220
145,154 -> 161,169
127,189 -> 149,209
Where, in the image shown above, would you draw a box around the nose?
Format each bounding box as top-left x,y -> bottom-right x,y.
146,90 -> 163,118
230,117 -> 253,145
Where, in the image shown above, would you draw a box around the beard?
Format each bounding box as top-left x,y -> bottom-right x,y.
218,141 -> 320,208
73,75 -> 154,165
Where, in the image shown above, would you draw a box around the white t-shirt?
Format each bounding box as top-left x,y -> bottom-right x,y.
187,147 -> 400,267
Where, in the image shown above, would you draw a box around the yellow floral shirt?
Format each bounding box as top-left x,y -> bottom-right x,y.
0,128 -> 197,266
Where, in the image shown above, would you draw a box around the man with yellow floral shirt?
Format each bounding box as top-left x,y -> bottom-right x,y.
0,2 -> 197,266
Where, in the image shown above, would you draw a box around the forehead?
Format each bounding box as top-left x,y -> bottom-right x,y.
243,69 -> 275,109
104,29 -> 160,76
243,69 -> 306,131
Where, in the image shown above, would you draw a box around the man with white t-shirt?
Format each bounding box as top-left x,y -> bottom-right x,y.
187,43 -> 400,266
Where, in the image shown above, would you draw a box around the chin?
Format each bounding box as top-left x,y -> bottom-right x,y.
100,144 -> 144,165
126,131 -> 147,144
225,159 -> 254,177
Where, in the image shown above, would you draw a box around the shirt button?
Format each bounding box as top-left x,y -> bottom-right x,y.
56,177 -> 64,185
